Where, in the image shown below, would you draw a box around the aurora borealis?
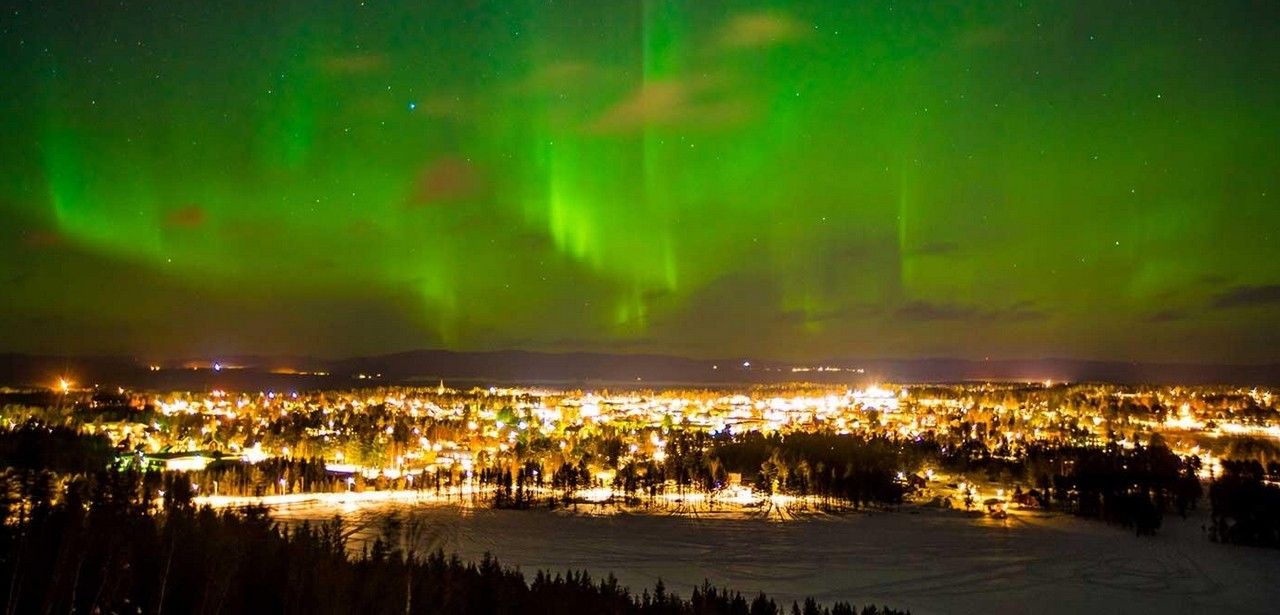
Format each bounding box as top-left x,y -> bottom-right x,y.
2,1 -> 1278,363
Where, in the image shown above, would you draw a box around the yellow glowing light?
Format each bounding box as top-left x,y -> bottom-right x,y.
166,456 -> 208,472
243,442 -> 268,464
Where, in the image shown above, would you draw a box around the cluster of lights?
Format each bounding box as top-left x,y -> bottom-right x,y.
40,378 -> 1280,514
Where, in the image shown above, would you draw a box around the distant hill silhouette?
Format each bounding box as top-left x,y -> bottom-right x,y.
1,350 -> 1277,390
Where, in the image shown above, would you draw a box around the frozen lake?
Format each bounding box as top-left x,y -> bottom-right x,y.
272,500 -> 1279,614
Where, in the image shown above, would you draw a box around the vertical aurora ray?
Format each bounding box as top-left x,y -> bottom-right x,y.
641,0 -> 686,296
896,156 -> 913,296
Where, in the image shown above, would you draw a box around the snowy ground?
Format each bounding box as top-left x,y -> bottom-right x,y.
272,500 -> 1280,614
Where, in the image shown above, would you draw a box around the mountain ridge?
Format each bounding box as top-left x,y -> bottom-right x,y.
2,350 -> 1278,390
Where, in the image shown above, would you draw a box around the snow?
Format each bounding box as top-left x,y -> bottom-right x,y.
273,501 -> 1280,614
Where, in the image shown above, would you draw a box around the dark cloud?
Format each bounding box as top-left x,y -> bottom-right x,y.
346,219 -> 381,238
717,12 -> 809,49
896,301 -> 976,321
517,61 -> 615,94
1145,308 -> 1188,323
1211,284 -> 1280,309
777,303 -> 880,326
647,272 -> 783,350
832,240 -> 897,265
164,205 -> 207,229
587,77 -> 753,135
539,337 -> 659,353
896,300 -> 1046,323
407,95 -> 469,119
410,157 -> 482,205
995,301 -> 1048,322
20,229 -> 65,249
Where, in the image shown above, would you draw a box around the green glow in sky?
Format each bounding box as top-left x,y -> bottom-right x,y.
2,1 -> 1279,362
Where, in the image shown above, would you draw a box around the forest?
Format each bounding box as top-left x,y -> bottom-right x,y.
0,423 -> 913,614
103,425 -> 1210,535
0,416 -> 1272,553
1208,459 -> 1280,548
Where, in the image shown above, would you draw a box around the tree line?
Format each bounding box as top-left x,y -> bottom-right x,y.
1208,459 -> 1280,548
4,417 -> 1276,549
0,470 -> 909,614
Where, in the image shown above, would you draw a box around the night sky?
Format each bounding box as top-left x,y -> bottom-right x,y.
2,1 -> 1279,363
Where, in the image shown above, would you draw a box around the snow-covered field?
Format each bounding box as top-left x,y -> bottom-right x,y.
272,501 -> 1279,614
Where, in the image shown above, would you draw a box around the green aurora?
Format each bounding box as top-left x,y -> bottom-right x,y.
2,1 -> 1278,362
